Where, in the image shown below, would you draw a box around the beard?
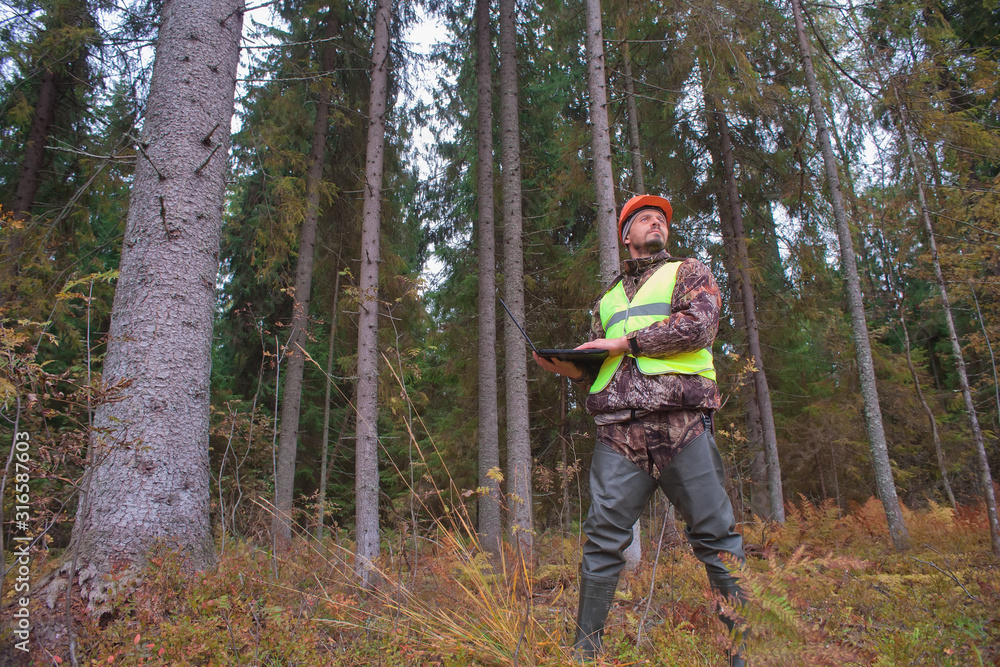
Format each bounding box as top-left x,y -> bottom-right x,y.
631,232 -> 666,257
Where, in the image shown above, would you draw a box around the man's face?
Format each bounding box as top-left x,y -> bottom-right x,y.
625,208 -> 668,259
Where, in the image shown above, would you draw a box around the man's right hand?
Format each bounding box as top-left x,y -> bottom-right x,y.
532,351 -> 584,380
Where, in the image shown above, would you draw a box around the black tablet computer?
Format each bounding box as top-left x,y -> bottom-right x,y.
537,348 -> 609,364
498,296 -> 609,366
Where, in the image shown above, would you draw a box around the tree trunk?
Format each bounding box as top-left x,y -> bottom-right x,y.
560,376 -> 571,536
71,0 -> 243,601
661,497 -> 679,545
700,72 -> 770,522
621,41 -> 645,196
828,112 -> 880,302
815,451 -> 828,500
274,13 -> 339,550
715,108 -> 785,523
10,68 -> 60,220
894,95 -> 1000,555
746,389 -> 770,519
969,284 -> 1000,455
586,0 -> 642,568
790,0 -> 910,550
316,268 -> 343,540
475,0 -> 502,557
584,0 -> 618,284
499,0 -> 533,553
585,0 -> 637,565
355,0 -> 392,587
832,446 -> 842,514
899,309 -> 956,508
0,65 -> 62,306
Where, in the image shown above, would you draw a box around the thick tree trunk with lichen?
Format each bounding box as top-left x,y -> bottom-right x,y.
71,0 -> 244,601
790,0 -> 909,550
475,0 -> 502,556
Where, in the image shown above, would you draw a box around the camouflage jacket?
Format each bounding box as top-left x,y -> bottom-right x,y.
580,250 -> 722,422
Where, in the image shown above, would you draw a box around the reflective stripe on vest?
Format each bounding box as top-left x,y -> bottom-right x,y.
590,261 -> 716,394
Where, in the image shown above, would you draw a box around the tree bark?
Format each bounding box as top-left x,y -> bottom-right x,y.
1,61 -> 61,306
790,0 -> 909,550
621,40 -> 645,196
274,13 -> 339,549
560,376 -> 571,536
585,0 -> 639,568
816,451 -> 828,499
355,0 -> 392,587
700,72 -> 770,521
71,0 -> 244,601
316,268 -> 343,540
585,0 -> 619,284
615,28 -> 662,566
475,0 -> 502,556
969,284 -> 1000,456
10,68 -> 60,220
715,108 -> 785,523
894,95 -> 1000,555
499,0 -> 533,553
899,309 -> 956,508
746,387 -> 770,519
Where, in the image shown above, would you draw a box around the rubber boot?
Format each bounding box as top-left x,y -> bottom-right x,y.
710,576 -> 749,667
572,574 -> 619,661
718,612 -> 748,667
660,428 -> 748,666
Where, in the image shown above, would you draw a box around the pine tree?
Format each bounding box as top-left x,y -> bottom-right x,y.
499,0 -> 533,552
355,0 -> 392,587
274,8 -> 341,551
790,0 -> 909,550
475,0 -> 502,556
585,0 -> 618,284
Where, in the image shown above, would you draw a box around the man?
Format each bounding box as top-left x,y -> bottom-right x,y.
533,194 -> 747,666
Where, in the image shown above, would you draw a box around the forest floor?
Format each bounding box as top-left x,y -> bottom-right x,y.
5,497 -> 1000,666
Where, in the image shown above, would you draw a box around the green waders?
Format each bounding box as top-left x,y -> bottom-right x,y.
573,427 -> 748,665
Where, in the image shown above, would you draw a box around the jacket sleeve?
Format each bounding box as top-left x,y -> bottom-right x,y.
629,258 -> 721,358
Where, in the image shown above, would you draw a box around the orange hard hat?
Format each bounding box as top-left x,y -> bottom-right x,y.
618,194 -> 672,244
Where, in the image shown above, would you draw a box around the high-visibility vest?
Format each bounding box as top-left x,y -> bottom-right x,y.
590,261 -> 716,394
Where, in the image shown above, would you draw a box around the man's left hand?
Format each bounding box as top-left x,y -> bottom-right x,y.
533,352 -> 584,379
576,337 -> 629,355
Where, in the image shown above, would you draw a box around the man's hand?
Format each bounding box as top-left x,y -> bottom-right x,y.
531,336 -> 629,380
577,337 -> 629,355
533,352 -> 584,380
